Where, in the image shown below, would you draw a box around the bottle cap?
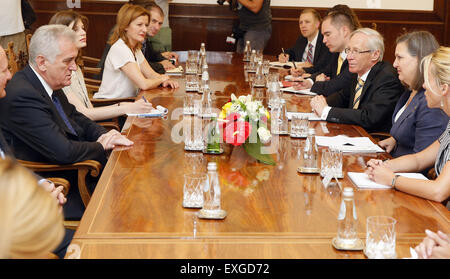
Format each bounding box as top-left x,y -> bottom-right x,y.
280,99 -> 286,104
342,187 -> 354,197
307,128 -> 315,135
201,43 -> 205,46
207,162 -> 217,171
246,41 -> 250,44
252,49 -> 256,53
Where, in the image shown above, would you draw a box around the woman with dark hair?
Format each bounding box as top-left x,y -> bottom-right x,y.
378,31 -> 448,157
49,10 -> 155,121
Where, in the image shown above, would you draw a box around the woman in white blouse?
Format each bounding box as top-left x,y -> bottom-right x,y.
49,10 -> 154,121
94,3 -> 178,99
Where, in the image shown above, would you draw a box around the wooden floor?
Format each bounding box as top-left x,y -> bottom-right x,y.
66,51 -> 450,259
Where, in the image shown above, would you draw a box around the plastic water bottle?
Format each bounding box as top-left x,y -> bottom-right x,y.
200,42 -> 206,57
243,41 -> 251,61
303,128 -> 318,170
200,63 -> 209,94
203,162 -> 221,212
249,49 -> 256,71
336,187 -> 359,248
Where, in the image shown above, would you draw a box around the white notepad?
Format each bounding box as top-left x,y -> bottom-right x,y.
166,66 -> 184,76
281,87 -> 317,96
348,172 -> 428,189
127,105 -> 168,118
315,135 -> 385,153
286,112 -> 322,121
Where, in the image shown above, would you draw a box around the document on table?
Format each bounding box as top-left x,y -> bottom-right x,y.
315,135 -> 385,153
348,172 -> 428,189
269,61 -> 300,68
281,87 -> 317,96
127,105 -> 168,118
286,112 -> 322,121
166,66 -> 184,76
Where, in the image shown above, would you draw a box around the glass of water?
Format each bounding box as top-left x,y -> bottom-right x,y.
185,74 -> 199,91
365,216 -> 397,259
183,173 -> 206,208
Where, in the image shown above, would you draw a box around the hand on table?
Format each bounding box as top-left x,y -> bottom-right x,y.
310,95 -> 328,117
366,159 -> 395,186
162,80 -> 179,89
97,129 -> 133,150
378,137 -> 397,153
415,230 -> 450,259
160,60 -> 176,70
278,53 -> 289,63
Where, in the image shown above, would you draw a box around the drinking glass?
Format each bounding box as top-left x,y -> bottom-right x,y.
185,74 -> 199,91
290,114 -> 308,138
365,216 -> 397,259
186,61 -> 198,75
184,99 -> 204,151
320,148 -> 332,177
262,60 -> 270,76
330,147 -> 343,177
187,50 -> 198,63
183,173 -> 206,208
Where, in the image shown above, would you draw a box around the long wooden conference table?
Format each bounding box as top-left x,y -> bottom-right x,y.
66,52 -> 449,259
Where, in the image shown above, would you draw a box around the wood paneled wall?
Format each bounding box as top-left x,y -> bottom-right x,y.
29,0 -> 449,63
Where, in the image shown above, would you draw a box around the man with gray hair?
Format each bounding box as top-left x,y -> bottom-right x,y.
310,28 -> 403,132
0,24 -> 134,220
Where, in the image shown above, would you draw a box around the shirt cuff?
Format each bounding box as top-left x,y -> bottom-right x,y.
321,106 -> 331,120
307,78 -> 314,87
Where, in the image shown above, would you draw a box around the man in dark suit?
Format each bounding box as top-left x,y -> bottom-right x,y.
0,25 -> 133,219
292,11 -> 358,97
310,28 -> 403,133
0,45 -> 75,259
278,8 -> 332,75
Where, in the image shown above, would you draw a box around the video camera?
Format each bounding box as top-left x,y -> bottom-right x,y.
218,0 -> 238,11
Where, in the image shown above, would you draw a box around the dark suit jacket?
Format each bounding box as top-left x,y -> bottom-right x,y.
286,32 -> 332,74
0,65 -> 108,166
390,89 -> 449,157
0,128 -> 12,157
326,61 -> 403,133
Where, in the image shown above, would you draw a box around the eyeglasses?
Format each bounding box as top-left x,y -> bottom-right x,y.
344,48 -> 373,55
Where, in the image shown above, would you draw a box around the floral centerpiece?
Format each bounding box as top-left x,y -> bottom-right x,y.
218,94 -> 275,165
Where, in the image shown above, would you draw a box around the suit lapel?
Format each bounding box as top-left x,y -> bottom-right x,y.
23,66 -> 76,137
313,33 -> 323,65
354,62 -> 383,107
394,91 -> 421,127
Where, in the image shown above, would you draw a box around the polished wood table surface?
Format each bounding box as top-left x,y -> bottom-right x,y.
67,52 -> 449,259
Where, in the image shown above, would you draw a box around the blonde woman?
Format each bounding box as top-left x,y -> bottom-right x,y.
367,47 -> 450,203
0,159 -> 64,259
49,10 -> 154,121
94,4 -> 178,99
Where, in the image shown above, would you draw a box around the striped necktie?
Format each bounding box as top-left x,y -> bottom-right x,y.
353,78 -> 365,109
336,55 -> 344,75
306,43 -> 313,64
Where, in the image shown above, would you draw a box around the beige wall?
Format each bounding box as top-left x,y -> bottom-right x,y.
171,0 -> 433,11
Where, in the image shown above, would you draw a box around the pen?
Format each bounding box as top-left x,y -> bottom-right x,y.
142,96 -> 148,103
282,48 -> 285,54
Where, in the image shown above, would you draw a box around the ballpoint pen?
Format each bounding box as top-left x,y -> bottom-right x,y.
142,96 -> 148,103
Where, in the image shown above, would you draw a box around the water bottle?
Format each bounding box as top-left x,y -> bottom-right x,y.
336,187 -> 359,248
249,49 -> 256,71
254,61 -> 265,87
303,128 -> 318,170
243,41 -> 251,61
198,53 -> 206,76
203,162 -> 221,212
205,115 -> 221,154
200,63 -> 209,94
200,42 -> 206,57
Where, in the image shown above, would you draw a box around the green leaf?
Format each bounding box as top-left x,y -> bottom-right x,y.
243,139 -> 276,166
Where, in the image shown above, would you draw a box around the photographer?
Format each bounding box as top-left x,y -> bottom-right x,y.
221,0 -> 272,53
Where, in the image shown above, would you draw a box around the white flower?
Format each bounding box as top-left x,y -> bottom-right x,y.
231,93 -> 238,101
258,127 -> 272,144
247,101 -> 259,114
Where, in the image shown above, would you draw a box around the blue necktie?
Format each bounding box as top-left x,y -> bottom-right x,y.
52,95 -> 78,136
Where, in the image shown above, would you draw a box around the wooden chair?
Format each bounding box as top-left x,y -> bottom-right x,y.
5,42 -> 27,75
17,159 -> 102,208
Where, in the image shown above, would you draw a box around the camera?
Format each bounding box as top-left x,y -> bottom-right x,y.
218,0 -> 238,11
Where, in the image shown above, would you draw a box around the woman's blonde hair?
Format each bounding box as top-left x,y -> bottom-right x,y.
0,159 -> 64,259
422,46 -> 450,95
108,3 -> 150,51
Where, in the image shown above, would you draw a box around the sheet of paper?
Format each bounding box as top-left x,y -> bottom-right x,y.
127,105 -> 168,118
315,135 -> 384,153
281,87 -> 317,96
166,66 -> 184,75
286,112 -> 322,121
348,172 -> 428,189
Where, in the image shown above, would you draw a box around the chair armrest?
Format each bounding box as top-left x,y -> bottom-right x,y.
17,159 -> 102,207
83,67 -> 101,75
82,56 -> 100,64
98,121 -> 120,131
46,177 -> 71,196
369,132 -> 391,143
84,77 -> 101,85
